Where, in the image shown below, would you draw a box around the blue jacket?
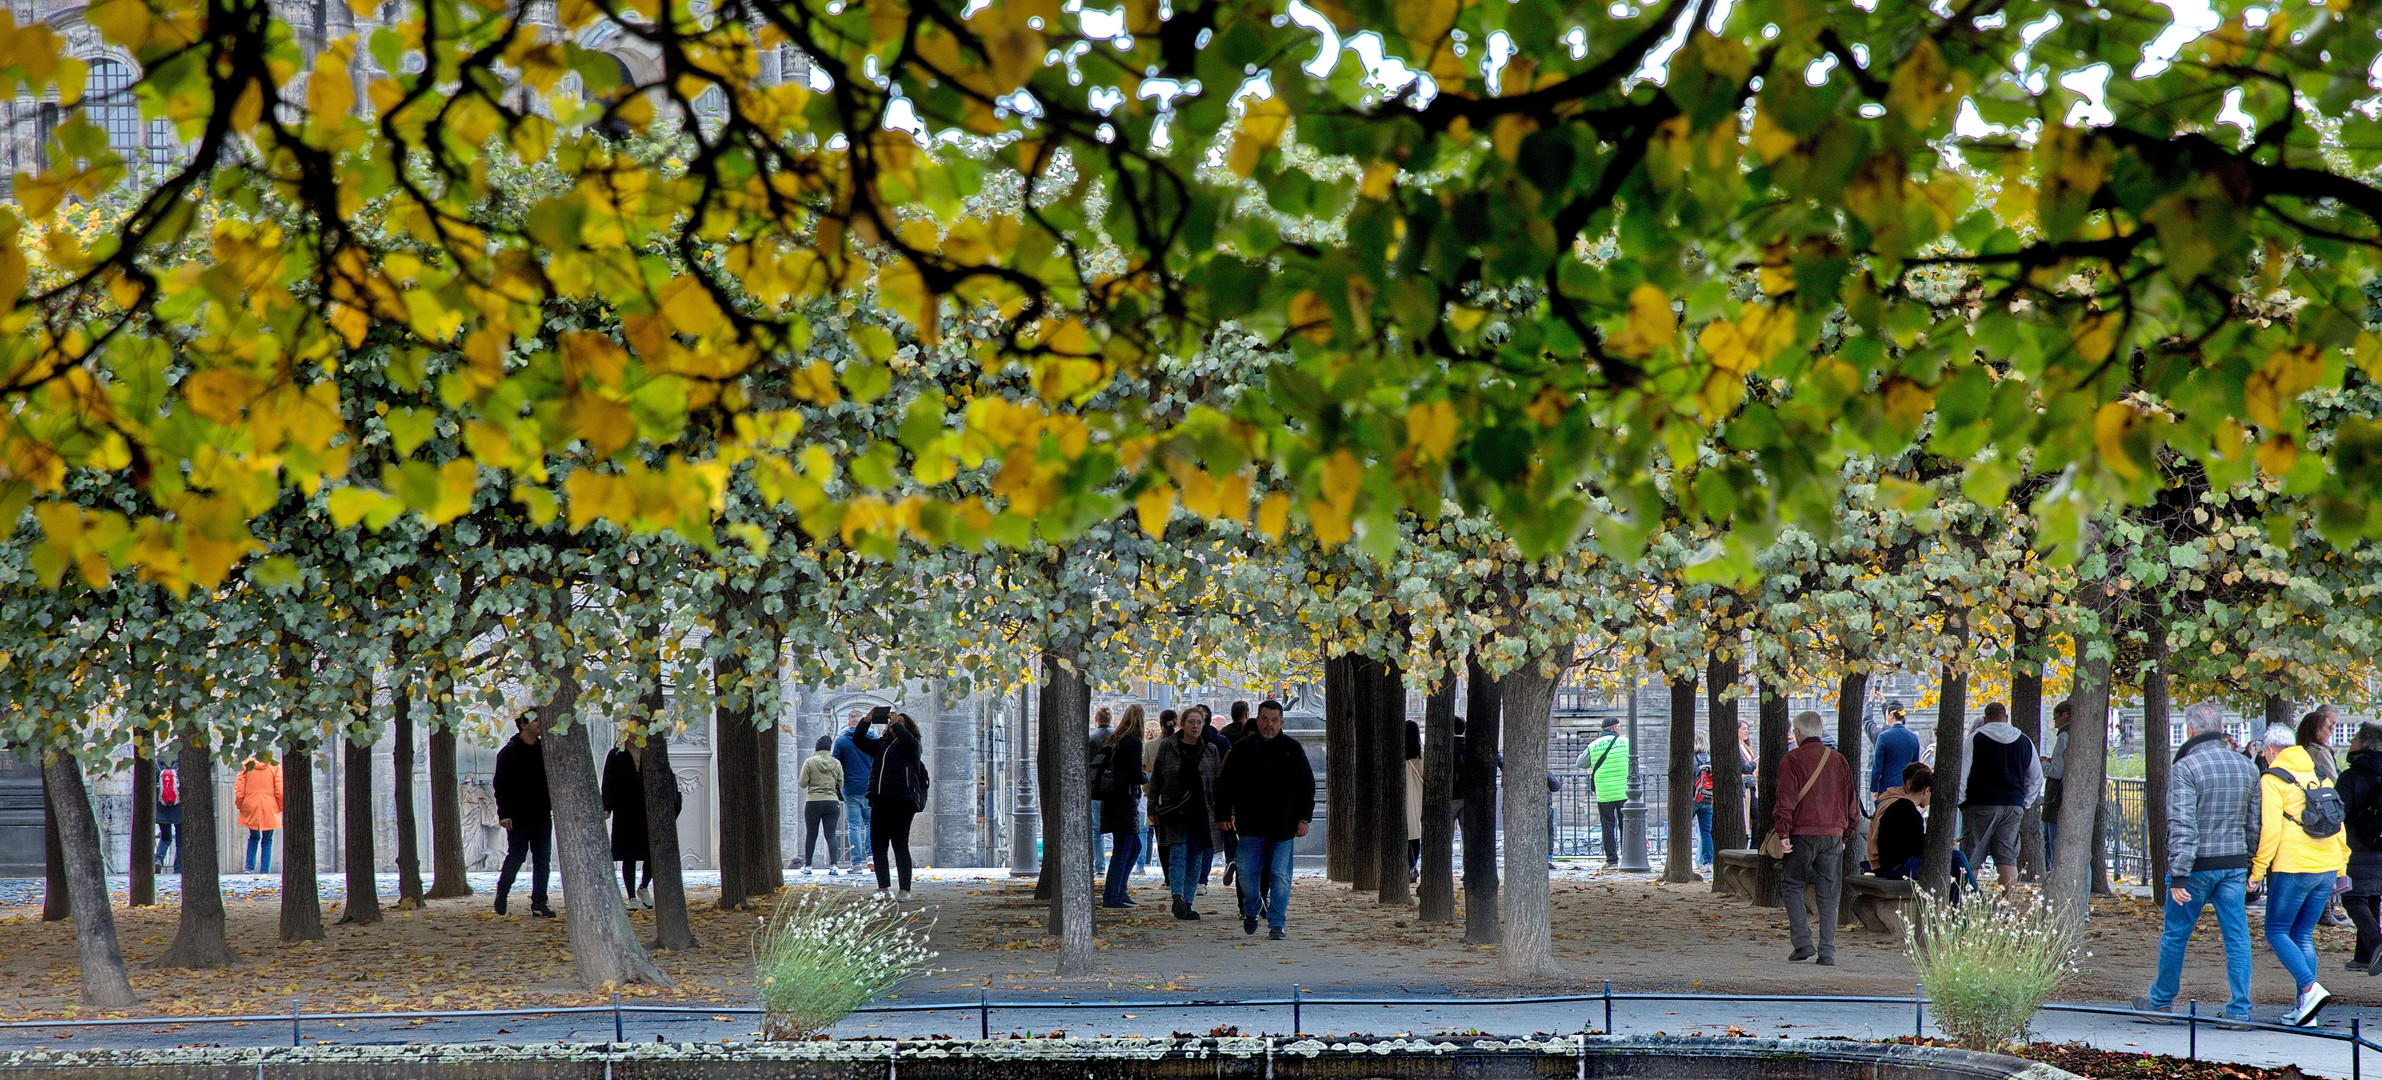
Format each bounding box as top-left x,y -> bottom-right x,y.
832,731 -> 873,798
1871,723 -> 1921,795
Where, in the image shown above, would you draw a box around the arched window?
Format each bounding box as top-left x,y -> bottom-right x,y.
84,60 -> 142,158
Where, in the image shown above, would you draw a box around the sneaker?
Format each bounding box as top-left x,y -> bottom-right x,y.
2291,983 -> 2331,1027
826,867 -> 841,877
2129,996 -> 2179,1024
639,887 -> 653,909
530,906 -> 556,918
1787,948 -> 1815,962
801,866 -> 813,876
1815,956 -> 1835,967
1268,927 -> 1285,940
897,889 -> 912,902
1243,916 -> 1258,935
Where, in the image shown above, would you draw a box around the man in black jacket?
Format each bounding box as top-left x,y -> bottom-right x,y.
493,716 -> 555,917
1215,699 -> 1314,940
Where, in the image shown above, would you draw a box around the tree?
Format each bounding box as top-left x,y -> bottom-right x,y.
41,754 -> 137,1007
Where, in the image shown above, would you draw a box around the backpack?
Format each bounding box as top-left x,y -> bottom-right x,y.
158,766 -> 179,807
1692,762 -> 1713,805
2268,767 -> 2348,841
1088,743 -> 1117,801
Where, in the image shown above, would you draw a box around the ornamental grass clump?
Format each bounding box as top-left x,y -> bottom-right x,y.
1906,888 -> 2084,1051
753,892 -> 937,1040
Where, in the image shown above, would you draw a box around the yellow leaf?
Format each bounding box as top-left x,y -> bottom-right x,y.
2255,434 -> 2298,476
656,276 -> 724,337
1134,484 -> 1174,535
184,369 -> 254,424
1359,161 -> 1398,200
1229,97 -> 1289,177
1404,400 -> 1456,462
1610,285 -> 1674,358
2244,343 -> 2324,431
2072,312 -> 2116,364
1491,115 -> 1537,162
1749,109 -> 1796,164
1884,39 -> 1950,131
1289,290 -> 1333,344
2094,401 -> 2146,481
1308,498 -> 1352,549
1255,492 -> 1290,538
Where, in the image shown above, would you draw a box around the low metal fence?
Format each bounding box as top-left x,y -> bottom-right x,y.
1,985 -> 2371,1078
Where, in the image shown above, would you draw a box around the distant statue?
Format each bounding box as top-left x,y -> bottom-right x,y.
459,780 -> 506,870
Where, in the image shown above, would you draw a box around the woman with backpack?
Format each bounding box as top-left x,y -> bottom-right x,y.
1096,704 -> 1147,907
2252,723 -> 2352,1026
853,707 -> 931,900
2336,723 -> 2382,975
1691,731 -> 1714,868
154,761 -> 182,875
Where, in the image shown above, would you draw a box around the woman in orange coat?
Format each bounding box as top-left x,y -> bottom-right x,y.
235,757 -> 285,874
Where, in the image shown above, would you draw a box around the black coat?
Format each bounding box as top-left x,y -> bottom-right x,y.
1214,731 -> 1315,842
1097,734 -> 1145,835
1874,798 -> 1926,874
854,720 -> 929,811
602,748 -> 649,861
493,734 -> 551,831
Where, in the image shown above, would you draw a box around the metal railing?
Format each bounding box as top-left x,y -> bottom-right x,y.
1,985 -> 2371,1078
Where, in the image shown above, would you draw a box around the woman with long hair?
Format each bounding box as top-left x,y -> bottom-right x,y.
1099,704 -> 1148,907
853,707 -> 930,900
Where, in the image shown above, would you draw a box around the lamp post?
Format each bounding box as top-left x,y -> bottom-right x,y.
1617,675 -> 1652,872
1010,683 -> 1041,876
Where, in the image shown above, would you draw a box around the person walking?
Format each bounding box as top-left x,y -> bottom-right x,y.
2301,706 -> 2353,930
154,759 -> 182,875
1197,705 -> 1232,894
2042,700 -> 2072,866
1405,717 -> 1425,882
1960,702 -> 2043,890
1215,699 -> 1314,940
2133,704 -> 2267,1021
1774,710 -> 1859,966
1086,706 -> 1116,875
493,715 -> 555,917
1096,705 -> 1148,907
854,708 -> 930,899
2252,721 -> 2351,1025
1141,710 -> 1169,881
1575,717 -> 1628,865
1220,701 -> 1250,746
2338,723 -> 2382,974
1691,731 -> 1715,868
234,757 -> 283,874
797,735 -> 846,874
833,710 -> 875,873
1870,701 -> 1920,797
1150,708 -> 1223,919
601,735 -> 653,909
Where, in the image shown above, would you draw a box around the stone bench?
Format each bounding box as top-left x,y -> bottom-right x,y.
1714,849 -> 1765,903
1846,873 -> 1918,936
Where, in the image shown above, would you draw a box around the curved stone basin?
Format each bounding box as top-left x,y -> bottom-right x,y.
0,1034 -> 2082,1080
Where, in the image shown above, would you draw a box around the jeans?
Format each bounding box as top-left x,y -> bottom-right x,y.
1167,837 -> 1211,905
1781,834 -> 1844,960
244,829 -> 274,874
2266,871 -> 2337,992
1234,834 -> 1297,929
2042,817 -> 2059,868
1693,804 -> 1714,865
1140,819 -> 1156,876
497,824 -> 552,911
1103,813 -> 1142,905
843,794 -> 871,866
1596,800 -> 1622,863
1197,845 -> 1217,890
872,799 -> 918,891
802,800 -> 844,867
2147,868 -> 2253,1019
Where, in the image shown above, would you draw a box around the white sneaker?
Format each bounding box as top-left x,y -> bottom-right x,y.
826,867 -> 840,876
2292,983 -> 2331,1026
639,887 -> 653,910
896,889 -> 912,902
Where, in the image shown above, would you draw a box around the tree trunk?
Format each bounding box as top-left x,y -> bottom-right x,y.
2012,619 -> 2046,881
2143,623 -> 2173,893
42,767 -> 68,922
130,747 -> 156,907
1662,674 -> 1702,884
280,737 -> 325,942
1040,650 -> 1095,976
43,755 -> 137,1008
426,727 -> 472,899
1751,682 -> 1789,908
713,654 -> 755,911
1496,646 -> 1573,984
540,671 -> 675,990
1034,676 -> 1058,904
1350,654 -> 1382,892
154,732 -> 238,968
753,719 -> 784,892
1376,657 -> 1413,906
1920,653 -> 1969,898
1417,669 -> 1459,922
640,676 -> 699,951
1460,651 -> 1503,945
2265,693 -> 2294,732
339,736 -> 382,926
1324,653 -> 1358,884
1834,672 -> 1868,880
1705,651 -> 1746,867
392,682 -> 424,909
2051,648 -> 2115,927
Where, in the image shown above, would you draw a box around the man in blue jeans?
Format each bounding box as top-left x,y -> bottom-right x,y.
1214,699 -> 1314,940
832,709 -> 875,871
2136,704 -> 2260,1020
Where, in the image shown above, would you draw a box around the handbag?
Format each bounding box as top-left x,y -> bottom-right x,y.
1759,752 -> 1834,860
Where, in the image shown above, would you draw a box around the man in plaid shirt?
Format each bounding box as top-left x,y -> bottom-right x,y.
2136,703 -> 2260,1022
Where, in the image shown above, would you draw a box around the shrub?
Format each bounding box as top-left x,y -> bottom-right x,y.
1905,888 -> 2083,1051
753,892 -> 938,1040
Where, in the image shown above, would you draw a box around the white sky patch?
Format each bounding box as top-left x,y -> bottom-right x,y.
1633,3 -> 1698,85
1952,98 -> 2002,138
1564,26 -> 1588,60
1087,85 -> 1125,115
884,97 -> 926,138
2132,0 -> 2221,78
1345,32 -> 1420,96
2215,85 -> 2257,140
1804,53 -> 1837,87
807,64 -> 833,92
1703,0 -> 1736,34
1076,5 -> 1127,41
1286,1 -> 1344,78
2061,62 -> 2113,127
1483,30 -> 1516,94
996,89 -> 1042,118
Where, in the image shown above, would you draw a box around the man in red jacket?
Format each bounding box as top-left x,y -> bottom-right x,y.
1774,710 -> 1860,966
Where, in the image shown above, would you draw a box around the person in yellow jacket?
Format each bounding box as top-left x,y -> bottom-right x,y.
2251,727 -> 2352,1027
